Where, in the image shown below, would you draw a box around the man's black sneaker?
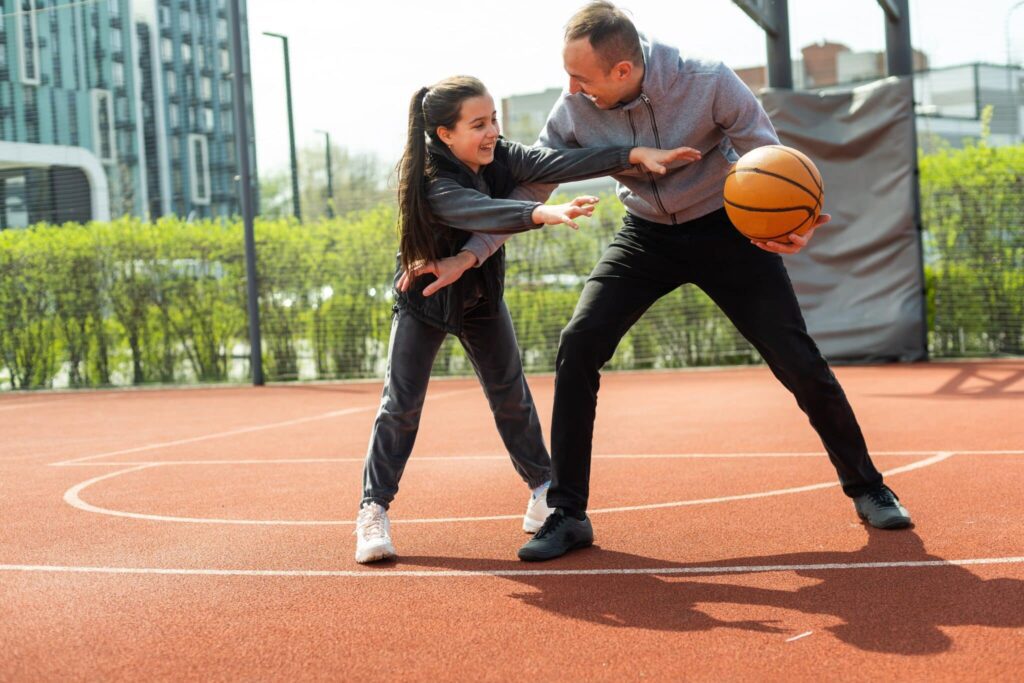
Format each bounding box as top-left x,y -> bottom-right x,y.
853,484 -> 912,529
517,509 -> 594,562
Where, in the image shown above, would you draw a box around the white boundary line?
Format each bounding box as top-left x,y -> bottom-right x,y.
2,556 -> 1024,578
51,449 -> 1024,468
49,388 -> 477,467
61,452 -> 955,526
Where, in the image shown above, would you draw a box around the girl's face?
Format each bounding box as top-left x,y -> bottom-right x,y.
436,93 -> 499,173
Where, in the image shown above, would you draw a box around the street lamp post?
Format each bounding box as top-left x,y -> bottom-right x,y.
228,0 -> 263,385
1007,0 -> 1024,144
263,31 -> 302,221
315,129 -> 335,218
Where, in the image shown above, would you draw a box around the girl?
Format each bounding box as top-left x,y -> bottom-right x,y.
356,75 -> 699,563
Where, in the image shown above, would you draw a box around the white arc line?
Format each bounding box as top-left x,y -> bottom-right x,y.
50,388 -> 477,466
61,452 -> 954,526
786,631 -> 813,642
2,556 -> 1024,579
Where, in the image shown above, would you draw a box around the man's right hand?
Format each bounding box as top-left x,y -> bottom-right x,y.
531,195 -> 600,230
397,250 -> 477,297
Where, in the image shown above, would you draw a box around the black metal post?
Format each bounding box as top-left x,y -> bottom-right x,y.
229,0 -> 263,385
882,0 -> 929,360
264,31 -> 301,221
766,0 -> 793,89
732,0 -> 792,89
316,129 -> 335,218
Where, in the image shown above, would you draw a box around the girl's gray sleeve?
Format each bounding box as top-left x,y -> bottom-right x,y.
460,232 -> 510,267
428,177 -> 542,234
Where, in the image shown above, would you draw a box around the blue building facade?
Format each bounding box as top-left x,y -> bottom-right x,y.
0,0 -> 256,228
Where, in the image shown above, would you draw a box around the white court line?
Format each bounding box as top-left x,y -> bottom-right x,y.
61,452 -> 954,526
49,388 -> 477,467
786,631 -> 814,642
49,449 -> 1024,468
2,556 -> 1024,578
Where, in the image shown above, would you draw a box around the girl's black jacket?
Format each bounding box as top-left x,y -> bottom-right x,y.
395,138 -> 632,334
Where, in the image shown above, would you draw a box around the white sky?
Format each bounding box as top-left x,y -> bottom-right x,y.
248,0 -> 1024,173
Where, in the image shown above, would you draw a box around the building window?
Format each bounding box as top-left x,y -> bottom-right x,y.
219,49 -> 229,72
181,43 -> 192,63
18,0 -> 40,85
3,175 -> 30,229
165,70 -> 177,96
113,61 -> 125,88
111,28 -> 122,52
203,106 -> 213,130
188,134 -> 210,204
92,89 -> 116,162
168,104 -> 179,128
161,37 -> 174,62
201,76 -> 212,100
24,86 -> 39,142
108,0 -> 121,17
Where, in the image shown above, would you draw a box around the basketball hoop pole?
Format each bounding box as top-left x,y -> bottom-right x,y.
228,0 -> 265,385
882,0 -> 929,361
732,0 -> 793,89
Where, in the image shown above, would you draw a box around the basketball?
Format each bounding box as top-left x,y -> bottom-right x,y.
723,145 -> 824,240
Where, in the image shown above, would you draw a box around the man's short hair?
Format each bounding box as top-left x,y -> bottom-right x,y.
565,1 -> 643,71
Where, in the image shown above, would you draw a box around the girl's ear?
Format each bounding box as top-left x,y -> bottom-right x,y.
436,126 -> 452,146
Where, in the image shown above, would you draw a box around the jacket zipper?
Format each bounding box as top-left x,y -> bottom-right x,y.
639,94 -> 675,224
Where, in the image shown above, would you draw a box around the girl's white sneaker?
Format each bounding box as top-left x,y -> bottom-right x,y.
355,502 -> 397,563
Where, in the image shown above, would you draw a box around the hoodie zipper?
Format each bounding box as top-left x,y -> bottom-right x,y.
639,94 -> 675,224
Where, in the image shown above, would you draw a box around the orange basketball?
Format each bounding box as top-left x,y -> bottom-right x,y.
723,145 -> 824,240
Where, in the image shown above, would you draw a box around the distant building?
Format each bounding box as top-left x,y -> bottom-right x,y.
0,0 -> 256,230
501,87 -> 561,146
914,63 -> 1023,149
735,40 -> 928,91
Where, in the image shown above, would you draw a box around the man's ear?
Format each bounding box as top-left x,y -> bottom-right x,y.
613,60 -> 634,81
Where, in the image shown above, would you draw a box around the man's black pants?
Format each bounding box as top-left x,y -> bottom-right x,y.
546,209 -> 884,513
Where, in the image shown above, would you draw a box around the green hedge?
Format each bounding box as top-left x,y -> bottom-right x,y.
1,140 -> 1021,389
919,142 -> 1024,356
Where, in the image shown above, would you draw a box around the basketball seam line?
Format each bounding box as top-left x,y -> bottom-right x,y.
722,199 -> 815,240
771,145 -> 824,194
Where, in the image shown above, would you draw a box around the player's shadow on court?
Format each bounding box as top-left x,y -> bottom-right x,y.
876,362 -> 1024,400
402,529 -> 1024,655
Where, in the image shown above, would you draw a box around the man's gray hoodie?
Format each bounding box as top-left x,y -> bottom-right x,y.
460,35 -> 780,263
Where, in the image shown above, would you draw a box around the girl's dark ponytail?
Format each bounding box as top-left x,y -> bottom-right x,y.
397,87 -> 436,272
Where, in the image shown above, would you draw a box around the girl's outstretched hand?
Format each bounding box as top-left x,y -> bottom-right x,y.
630,146 -> 702,175
398,250 -> 477,297
532,195 -> 600,230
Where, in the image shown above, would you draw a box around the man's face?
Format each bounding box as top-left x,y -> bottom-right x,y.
562,38 -> 633,109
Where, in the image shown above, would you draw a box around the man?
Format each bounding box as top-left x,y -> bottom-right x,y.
416,1 -> 912,562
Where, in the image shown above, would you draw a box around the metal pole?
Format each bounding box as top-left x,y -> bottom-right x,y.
229,0 -> 263,385
263,32 -> 301,221
766,0 -> 792,89
1007,1 -> 1024,144
882,0 -> 928,360
316,129 -> 334,218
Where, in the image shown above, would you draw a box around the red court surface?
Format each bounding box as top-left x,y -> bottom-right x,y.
2,360 -> 1023,681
